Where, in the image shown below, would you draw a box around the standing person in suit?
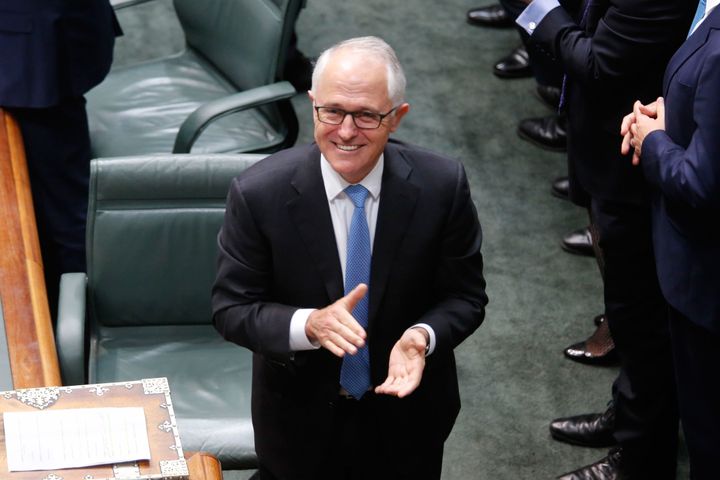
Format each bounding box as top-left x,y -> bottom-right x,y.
620,2 -> 720,477
0,0 -> 118,316
212,36 -> 487,480
515,0 -> 695,478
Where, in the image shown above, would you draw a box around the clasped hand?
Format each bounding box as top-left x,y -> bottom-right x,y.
620,97 -> 666,165
305,284 -> 427,398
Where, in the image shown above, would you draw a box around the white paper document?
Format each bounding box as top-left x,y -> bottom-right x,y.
3,407 -> 151,472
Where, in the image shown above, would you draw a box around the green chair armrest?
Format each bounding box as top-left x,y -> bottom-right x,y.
173,81 -> 297,154
110,0 -> 156,10
56,273 -> 88,386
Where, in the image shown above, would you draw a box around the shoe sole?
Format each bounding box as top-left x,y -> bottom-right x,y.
550,188 -> 569,201
560,242 -> 595,257
563,348 -> 621,367
517,126 -> 567,152
550,429 -> 618,448
493,68 -> 533,79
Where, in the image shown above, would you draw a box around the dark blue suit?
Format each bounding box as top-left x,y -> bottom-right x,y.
641,6 -> 720,476
0,0 -> 117,314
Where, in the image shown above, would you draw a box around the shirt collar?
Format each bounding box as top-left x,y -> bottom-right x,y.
320,153 -> 384,202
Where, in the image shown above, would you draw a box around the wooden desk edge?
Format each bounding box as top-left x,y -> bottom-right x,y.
186,451 -> 224,480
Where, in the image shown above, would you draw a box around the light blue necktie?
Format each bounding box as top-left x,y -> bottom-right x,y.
689,0 -> 707,37
339,184 -> 372,399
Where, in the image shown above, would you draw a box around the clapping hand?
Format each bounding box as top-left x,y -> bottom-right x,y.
375,328 -> 428,398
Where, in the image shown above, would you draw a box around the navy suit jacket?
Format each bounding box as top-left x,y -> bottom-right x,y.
0,0 -> 117,108
212,140 -> 487,478
530,0 -> 694,205
641,7 -> 720,334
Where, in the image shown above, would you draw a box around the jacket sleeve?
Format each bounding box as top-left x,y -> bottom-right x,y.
416,162 -> 488,356
641,47 -> 720,209
531,1 -> 690,85
212,177 -> 297,361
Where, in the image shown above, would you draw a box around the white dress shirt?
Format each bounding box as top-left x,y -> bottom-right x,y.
289,154 -> 436,355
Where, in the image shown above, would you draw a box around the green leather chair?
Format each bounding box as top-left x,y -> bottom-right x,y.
55,154 -> 264,469
89,0 -> 303,157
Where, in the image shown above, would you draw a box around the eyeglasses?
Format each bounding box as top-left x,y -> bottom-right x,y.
314,105 -> 398,129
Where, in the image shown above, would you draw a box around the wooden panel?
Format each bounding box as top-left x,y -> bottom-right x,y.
0,108 -> 61,388
186,452 -> 223,480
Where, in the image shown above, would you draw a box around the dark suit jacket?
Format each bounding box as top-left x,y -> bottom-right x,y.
212,140 -> 487,478
641,7 -> 720,334
0,0 -> 117,108
530,0 -> 694,205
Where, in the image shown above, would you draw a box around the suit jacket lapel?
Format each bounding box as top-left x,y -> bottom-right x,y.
368,144 -> 419,326
664,7 -> 720,94
287,145 -> 344,303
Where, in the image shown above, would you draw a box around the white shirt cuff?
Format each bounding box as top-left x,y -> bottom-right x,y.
517,0 -> 561,35
411,323 -> 436,356
289,308 -> 320,351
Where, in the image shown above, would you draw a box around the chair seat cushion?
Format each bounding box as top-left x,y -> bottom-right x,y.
91,324 -> 256,469
87,50 -> 284,157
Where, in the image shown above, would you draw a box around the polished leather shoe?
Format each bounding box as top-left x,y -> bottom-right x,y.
537,84 -> 561,109
550,404 -> 616,447
466,4 -> 513,28
517,114 -> 567,151
557,448 -> 626,480
551,176 -> 569,200
561,226 -> 594,256
564,315 -> 619,366
493,45 -> 532,79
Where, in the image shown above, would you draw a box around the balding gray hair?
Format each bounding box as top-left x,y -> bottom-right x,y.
310,36 -> 407,106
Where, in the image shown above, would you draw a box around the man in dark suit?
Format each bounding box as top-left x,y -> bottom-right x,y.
515,0 -> 694,478
212,36 -> 487,479
620,2 -> 720,476
0,0 -> 118,314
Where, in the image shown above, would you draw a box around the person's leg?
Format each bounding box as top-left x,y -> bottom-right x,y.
592,198 -> 678,478
11,96 -> 91,318
668,307 -> 720,480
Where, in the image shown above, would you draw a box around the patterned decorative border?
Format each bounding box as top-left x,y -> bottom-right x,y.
0,378 -> 188,479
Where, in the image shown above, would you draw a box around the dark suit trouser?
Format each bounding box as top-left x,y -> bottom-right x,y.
254,392 -> 443,480
668,307 -> 720,480
591,198 -> 678,478
9,96 -> 91,318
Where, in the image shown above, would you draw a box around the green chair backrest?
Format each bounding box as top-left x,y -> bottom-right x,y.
86,154 -> 264,327
174,0 -> 304,91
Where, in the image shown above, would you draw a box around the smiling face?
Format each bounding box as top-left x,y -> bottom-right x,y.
308,48 -> 409,184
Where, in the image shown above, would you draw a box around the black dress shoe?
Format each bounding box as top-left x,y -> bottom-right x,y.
551,176 -> 569,200
557,448 -> 626,480
493,45 -> 532,79
561,226 -> 594,256
466,4 -> 513,28
550,404 -> 616,447
517,114 -> 567,151
537,84 -> 561,109
564,315 -> 620,366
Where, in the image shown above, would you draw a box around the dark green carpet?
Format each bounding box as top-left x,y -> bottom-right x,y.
112,1 -> 688,477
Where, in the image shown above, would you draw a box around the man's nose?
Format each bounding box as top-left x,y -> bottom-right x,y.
338,113 -> 358,137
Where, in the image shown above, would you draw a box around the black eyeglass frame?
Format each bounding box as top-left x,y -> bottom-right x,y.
313,105 -> 399,129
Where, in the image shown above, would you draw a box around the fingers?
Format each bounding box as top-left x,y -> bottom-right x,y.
341,283 -> 368,315
620,111 -> 635,136
375,373 -> 420,398
656,97 -> 665,123
621,131 -> 633,155
305,287 -> 368,357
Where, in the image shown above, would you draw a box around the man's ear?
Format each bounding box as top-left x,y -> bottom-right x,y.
389,103 -> 410,132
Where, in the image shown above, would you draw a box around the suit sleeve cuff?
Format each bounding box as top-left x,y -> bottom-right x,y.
517,0 -> 561,35
289,308 -> 320,351
411,323 -> 436,356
